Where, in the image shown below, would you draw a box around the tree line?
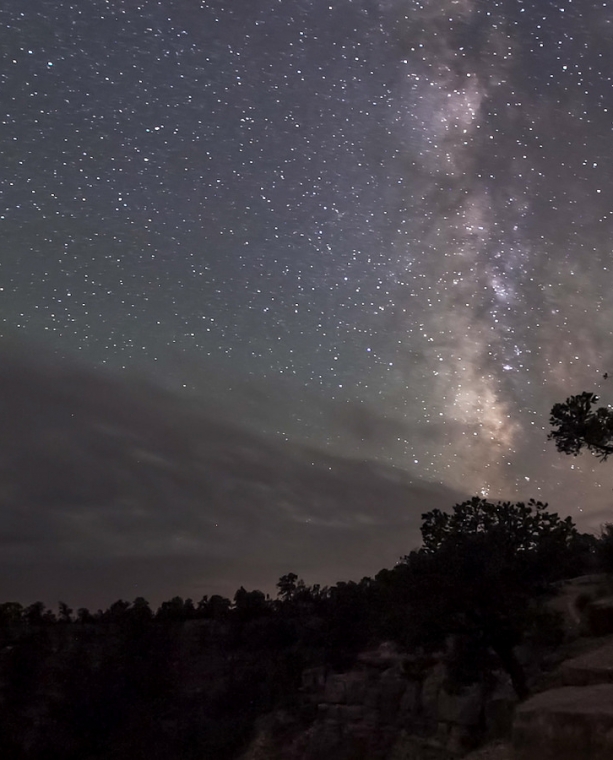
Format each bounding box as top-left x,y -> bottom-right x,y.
0,388 -> 611,758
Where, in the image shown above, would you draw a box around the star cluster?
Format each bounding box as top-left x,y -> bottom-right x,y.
2,0 -> 613,525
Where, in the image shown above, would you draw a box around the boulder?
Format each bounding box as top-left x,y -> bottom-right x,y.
447,723 -> 473,754
586,596 -> 613,636
303,719 -> 342,759
323,670 -> 370,706
553,639 -> 613,686
301,666 -> 326,692
335,704 -> 367,723
398,680 -> 420,716
363,683 -> 381,709
422,662 -> 446,719
357,641 -> 404,669
378,668 -> 408,724
513,684 -> 613,760
437,683 -> 483,726
344,671 -> 370,705
484,674 -> 517,738
323,674 -> 347,704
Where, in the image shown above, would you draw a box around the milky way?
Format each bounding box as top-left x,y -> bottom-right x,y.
2,0 -> 613,535
379,0 -> 613,513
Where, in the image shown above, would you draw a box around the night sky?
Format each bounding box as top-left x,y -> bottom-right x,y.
1,0 -> 613,606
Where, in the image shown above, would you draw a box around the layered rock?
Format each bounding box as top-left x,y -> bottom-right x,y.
512,634 -> 613,759
286,643 -> 517,759
514,684 -> 613,760
552,638 -> 613,686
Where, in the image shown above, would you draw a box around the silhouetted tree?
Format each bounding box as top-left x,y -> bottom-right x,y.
58,601 -> 73,623
42,608 -> 57,624
276,573 -> 300,602
233,587 -> 268,622
549,391 -> 613,460
156,596 -> 186,622
77,607 -> 95,624
196,595 -> 209,616
0,602 -> 23,626
106,599 -> 131,622
130,596 -> 153,623
183,597 -> 196,618
384,498 -> 583,698
596,524 -> 613,574
206,594 -> 231,620
421,496 -> 579,581
23,601 -> 46,626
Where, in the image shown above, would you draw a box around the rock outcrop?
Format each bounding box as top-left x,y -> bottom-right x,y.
514,684 -> 613,760
551,638 -> 613,686
256,643 -> 518,760
512,634 -> 613,759
245,629 -> 613,760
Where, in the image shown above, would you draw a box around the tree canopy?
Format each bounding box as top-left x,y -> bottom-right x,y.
378,497 -> 586,698
549,391 -> 613,461
421,496 -> 577,558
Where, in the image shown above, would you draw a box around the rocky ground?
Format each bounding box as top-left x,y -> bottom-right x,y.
239,576 -> 613,760
464,742 -> 511,760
